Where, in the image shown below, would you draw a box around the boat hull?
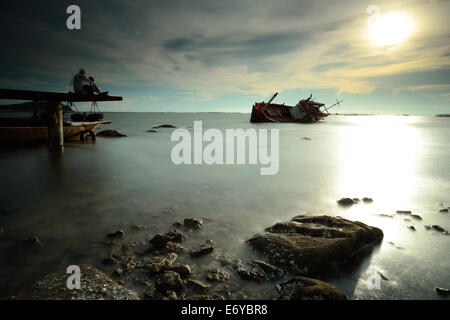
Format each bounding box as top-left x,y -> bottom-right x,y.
250,102 -> 328,123
0,123 -> 101,144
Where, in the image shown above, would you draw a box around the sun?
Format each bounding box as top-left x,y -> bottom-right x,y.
368,12 -> 415,47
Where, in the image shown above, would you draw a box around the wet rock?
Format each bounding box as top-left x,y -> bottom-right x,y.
277,276 -> 346,300
396,210 -> 412,215
375,214 -> 394,218
439,209 -> 449,213
362,197 -> 373,203
408,225 -> 416,231
247,215 -> 383,274
155,271 -> 184,292
206,268 -> 230,282
156,242 -> 188,255
20,236 -> 43,247
152,124 -> 177,129
97,129 -> 127,137
118,253 -> 177,274
435,287 -> 450,296
146,129 -> 158,133
190,241 -> 214,257
11,264 -> 138,300
411,214 -> 422,220
187,279 -> 211,293
149,230 -> 186,249
106,230 -> 124,239
425,225 -> 449,234
184,218 -> 203,230
234,260 -> 284,282
337,198 -> 356,206
167,264 -> 192,278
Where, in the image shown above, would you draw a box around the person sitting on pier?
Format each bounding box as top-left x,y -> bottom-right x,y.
73,69 -> 105,95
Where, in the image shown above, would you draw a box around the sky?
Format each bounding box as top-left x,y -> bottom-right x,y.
0,0 -> 449,115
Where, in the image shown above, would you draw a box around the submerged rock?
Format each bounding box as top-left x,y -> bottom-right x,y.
190,241 -> 215,257
396,210 -> 412,215
155,271 -> 184,292
187,279 -> 211,293
167,264 -> 192,278
411,214 -> 422,220
277,276 -> 346,300
118,252 -> 178,274
302,137 -> 312,140
11,264 -> 138,300
435,287 -> 450,296
106,230 -> 124,239
408,225 -> 416,231
20,236 -> 43,247
146,129 -> 158,133
206,268 -> 230,282
337,198 -> 356,206
247,215 -> 383,274
234,259 -> 284,282
425,225 -> 449,234
149,230 -> 186,249
152,124 -> 177,129
97,129 -> 127,137
439,208 -> 448,213
184,218 -> 203,230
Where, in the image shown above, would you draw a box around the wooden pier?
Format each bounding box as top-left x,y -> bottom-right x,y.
0,88 -> 122,152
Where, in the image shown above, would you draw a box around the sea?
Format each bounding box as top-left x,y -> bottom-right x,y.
0,112 -> 449,299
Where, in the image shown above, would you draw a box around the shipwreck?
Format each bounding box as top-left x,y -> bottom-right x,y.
250,92 -> 342,123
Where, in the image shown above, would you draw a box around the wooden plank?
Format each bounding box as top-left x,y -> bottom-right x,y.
0,88 -> 122,102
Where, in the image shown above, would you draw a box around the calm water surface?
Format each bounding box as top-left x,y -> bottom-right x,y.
0,113 -> 449,299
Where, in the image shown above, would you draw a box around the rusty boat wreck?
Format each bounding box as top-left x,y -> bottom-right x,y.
250,92 -> 342,123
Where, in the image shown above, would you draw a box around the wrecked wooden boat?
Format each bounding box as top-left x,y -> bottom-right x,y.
250,92 -> 342,123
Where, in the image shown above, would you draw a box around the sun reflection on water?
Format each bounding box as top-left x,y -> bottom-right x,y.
337,116 -> 423,212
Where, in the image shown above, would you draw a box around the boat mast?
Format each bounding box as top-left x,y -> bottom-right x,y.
324,99 -> 343,114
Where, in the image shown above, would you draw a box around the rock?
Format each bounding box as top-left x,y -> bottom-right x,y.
187,279 -> 211,293
396,210 -> 412,215
152,124 -> 177,129
190,242 -> 214,257
362,197 -> 373,203
277,276 -> 346,300
411,214 -> 422,220
20,236 -> 43,247
167,264 -> 192,278
337,198 -> 356,206
96,129 -> 126,137
184,218 -> 203,230
173,221 -> 183,228
302,137 -> 312,140
234,260 -> 284,282
156,242 -> 188,255
149,230 -> 186,249
144,286 -> 158,300
404,218 -> 411,222
247,215 -> 383,274
439,209 -> 449,213
435,287 -> 450,296
106,230 -> 124,239
155,271 -> 184,292
206,268 -> 230,282
147,129 -> 158,133
375,214 -> 394,218
118,253 -> 177,274
426,225 -> 449,234
11,264 -> 138,300
408,225 -> 416,231
352,198 -> 360,203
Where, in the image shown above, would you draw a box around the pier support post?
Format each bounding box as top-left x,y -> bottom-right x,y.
47,100 -> 64,152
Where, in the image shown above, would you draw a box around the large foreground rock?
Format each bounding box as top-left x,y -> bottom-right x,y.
277,276 -> 346,300
247,215 -> 383,274
11,264 -> 138,300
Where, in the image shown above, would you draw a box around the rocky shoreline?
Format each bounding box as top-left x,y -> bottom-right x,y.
11,213 -> 390,300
